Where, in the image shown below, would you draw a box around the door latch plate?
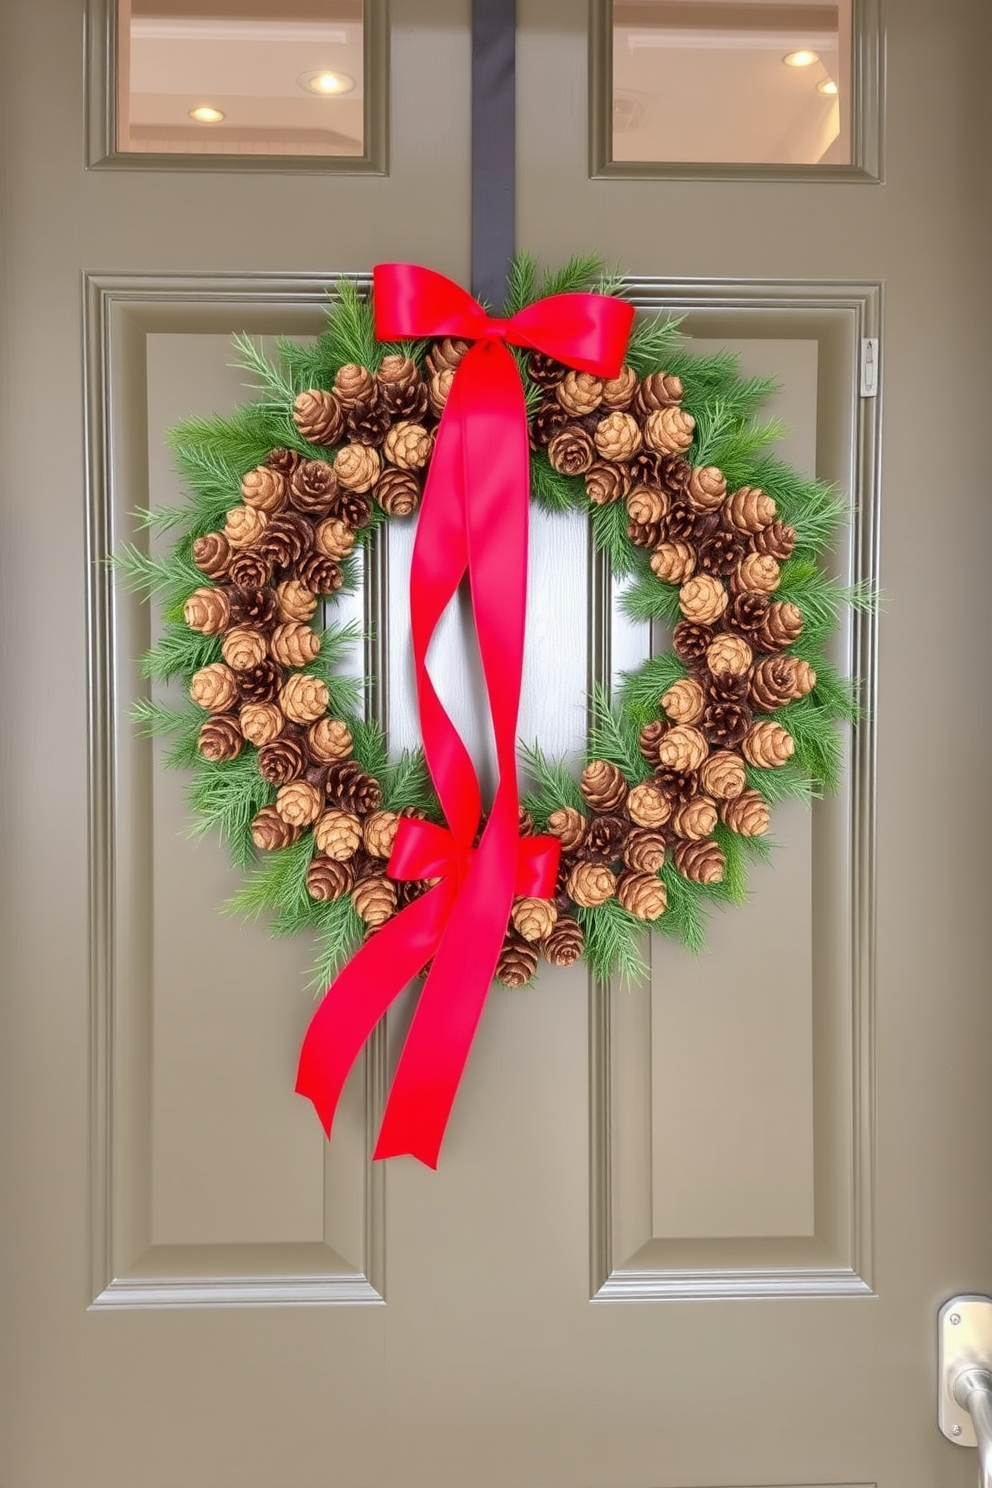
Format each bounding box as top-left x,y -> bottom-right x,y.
939,1295 -> 992,1445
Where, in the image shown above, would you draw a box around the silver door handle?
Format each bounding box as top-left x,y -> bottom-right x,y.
954,1369 -> 992,1488
939,1296 -> 992,1484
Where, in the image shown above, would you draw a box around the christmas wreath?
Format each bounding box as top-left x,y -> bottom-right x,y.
117,255 -> 868,1164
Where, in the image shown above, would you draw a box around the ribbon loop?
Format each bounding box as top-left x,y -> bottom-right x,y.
296,264 -> 633,1166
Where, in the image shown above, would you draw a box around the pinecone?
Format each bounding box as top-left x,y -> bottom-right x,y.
251,804 -> 302,851
635,371 -> 683,414
266,448 -> 301,478
224,504 -> 269,549
617,870 -> 667,921
333,363 -> 377,409
325,759 -> 383,814
580,814 -> 629,863
653,768 -> 699,804
657,724 -> 708,772
190,662 -> 238,714
270,622 -> 321,669
638,719 -> 667,766
257,512 -> 313,571
594,411 -> 642,462
706,670 -> 750,704
306,855 -> 354,901
666,502 -> 704,543
627,485 -> 668,527
627,449 -> 664,487
542,916 -> 585,967
672,621 -> 715,665
239,701 -> 284,747
626,781 -> 671,828
628,519 -> 665,549
241,466 -> 288,514
274,580 -> 317,624
702,702 -> 752,749
720,788 -> 770,837
670,795 -> 718,841
585,461 -> 629,505
428,369 -> 455,416
293,389 -> 345,447
285,460 -> 335,517
699,750 -> 747,800
706,633 -> 753,677
363,810 -> 400,859
197,714 -> 242,762
334,442 -> 381,493
353,874 -> 398,927
661,677 -> 707,725
698,531 -> 747,577
601,366 -> 638,410
623,827 -> 666,874
530,399 -> 569,449
548,427 -> 596,476
377,355 -> 429,419
679,575 -> 728,625
314,808 -> 363,860
557,370 -> 603,416
726,591 -> 771,637
527,351 -> 568,389
192,532 -> 231,579
221,626 -> 268,672
296,554 -> 343,595
736,553 -> 781,595
314,516 -> 356,560
275,780 -> 323,828
427,338 -> 469,375
307,718 -> 353,763
347,398 -> 392,448
227,549 -> 273,590
229,586 -> 277,628
580,759 -> 628,813
752,520 -> 797,560
674,838 -> 726,885
495,931 -> 539,988
329,487 -> 373,529
644,406 -> 695,455
687,465 -> 728,511
375,468 -> 420,517
258,732 -> 308,785
657,453 -> 692,497
184,587 -> 230,636
566,861 -> 617,908
750,656 -> 811,711
279,673 -> 330,724
518,803 -> 536,837
743,721 -> 795,768
650,542 -> 695,585
237,659 -> 282,704
546,806 -> 588,852
754,601 -> 803,652
383,421 -> 432,471
725,486 -> 776,533
511,897 -> 558,943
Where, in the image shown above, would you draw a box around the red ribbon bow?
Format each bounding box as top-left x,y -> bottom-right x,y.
296,264 -> 634,1167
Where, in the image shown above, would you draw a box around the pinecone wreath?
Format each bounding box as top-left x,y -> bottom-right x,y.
122,262 -> 862,993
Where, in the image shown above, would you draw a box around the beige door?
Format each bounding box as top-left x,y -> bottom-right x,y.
2,0 -> 990,1484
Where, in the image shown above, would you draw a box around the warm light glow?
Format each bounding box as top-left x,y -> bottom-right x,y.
297,70 -> 355,96
817,77 -> 839,95
189,105 -> 225,123
783,49 -> 819,68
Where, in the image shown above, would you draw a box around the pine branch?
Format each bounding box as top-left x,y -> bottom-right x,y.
502,251 -> 539,316
618,652 -> 688,717
530,452 -> 585,513
589,495 -> 639,575
324,278 -> 381,371
111,541 -> 203,609
538,253 -> 605,299
518,742 -> 585,821
223,835 -> 315,926
577,899 -> 649,985
691,400 -> 785,472
588,683 -> 651,782
141,624 -> 221,682
186,751 -> 273,869
772,695 -> 848,792
656,865 -> 709,953
307,896 -> 366,992
745,759 -> 818,805
350,716 -> 390,781
620,569 -> 683,625
624,312 -> 685,377
380,748 -> 440,816
129,697 -> 204,768
230,331 -> 298,404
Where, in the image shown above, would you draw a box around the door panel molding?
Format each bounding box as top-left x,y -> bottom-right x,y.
590,278 -> 880,1302
83,272 -> 386,1308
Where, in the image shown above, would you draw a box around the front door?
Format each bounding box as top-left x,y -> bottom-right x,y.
2,1 -> 989,1485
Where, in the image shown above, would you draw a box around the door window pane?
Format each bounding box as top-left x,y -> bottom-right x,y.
118,0 -> 365,157
611,0 -> 851,167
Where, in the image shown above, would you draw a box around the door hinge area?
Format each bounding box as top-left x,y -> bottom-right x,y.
860,338 -> 879,397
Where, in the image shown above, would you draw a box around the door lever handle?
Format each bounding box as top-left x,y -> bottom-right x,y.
953,1370 -> 992,1488
939,1296 -> 992,1484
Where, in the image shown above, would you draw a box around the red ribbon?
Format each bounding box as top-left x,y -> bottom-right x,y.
296,264 -> 634,1167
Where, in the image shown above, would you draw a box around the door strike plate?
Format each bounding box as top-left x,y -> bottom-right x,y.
939,1294 -> 992,1445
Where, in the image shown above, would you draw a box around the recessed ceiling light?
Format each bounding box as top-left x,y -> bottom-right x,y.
297,70 -> 355,96
783,49 -> 819,68
189,105 -> 225,123
817,77 -> 839,95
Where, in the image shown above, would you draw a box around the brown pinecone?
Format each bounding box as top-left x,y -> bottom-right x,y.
627,449 -> 664,487
251,804 -> 302,851
276,780 -> 323,828
266,448 -> 301,478
706,633 -> 753,677
329,487 -> 373,529
721,789 -> 770,837
296,553 -> 344,595
377,355 -> 429,419
530,399 -> 569,450
270,622 -> 320,669
580,759 -> 628,813
258,732 -> 308,785
653,767 -> 699,804
307,718 -> 353,763
428,369 -> 454,416
314,807 -> 363,860
687,465 -> 728,511
743,721 -> 795,768
306,855 -> 354,901
518,803 -> 536,837
628,519 -> 665,549
495,931 -> 539,988
280,673 -> 329,724
627,485 -> 668,527
197,714 -> 242,762
600,366 -> 638,410
274,580 -> 317,624
527,351 -> 568,389
635,371 -> 683,414
224,504 -> 269,550
754,601 -> 803,652
548,426 -> 596,476
239,701 -> 284,747
363,810 -> 400,860
375,468 -> 420,517
566,861 -> 617,908
736,553 -> 781,595
557,370 -> 603,417
325,759 -> 383,814
227,549 -> 273,590
237,659 -> 282,704
623,827 -> 666,874
334,442 -> 381,493
241,466 -> 288,514
670,795 -> 718,841
638,719 -> 667,766
698,531 -> 747,577
580,814 -> 629,863
314,516 -> 356,559
650,541 -> 695,585
221,626 -> 268,672
192,532 -> 231,579
626,781 -> 671,828
190,662 -> 238,714
706,669 -> 750,704
353,874 -> 398,927
542,916 -> 585,967
726,591 -> 771,637
511,896 -> 558,943
617,870 -> 667,921
184,587 -> 230,636
657,724 -> 708,772
679,574 -> 728,625
672,621 -> 715,666
595,411 -> 642,462
644,406 -> 695,455
666,502 -> 703,543
752,520 -> 797,560
585,461 -> 630,505
546,806 -> 588,852
657,453 -> 692,497
699,750 -> 747,800
293,389 -> 345,448
333,363 -> 377,409
661,677 -> 706,725
702,702 -> 752,749
750,656 -> 807,711
229,586 -> 277,628
427,338 -> 469,375
257,512 -> 313,571
674,838 -> 726,885
725,486 -> 776,533
347,398 -> 392,447
383,421 -> 432,471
